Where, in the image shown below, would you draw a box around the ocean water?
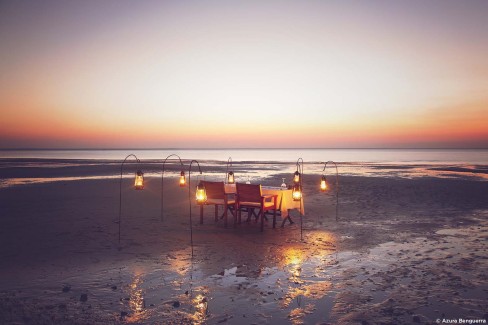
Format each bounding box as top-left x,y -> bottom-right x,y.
1,149 -> 487,188
0,148 -> 487,164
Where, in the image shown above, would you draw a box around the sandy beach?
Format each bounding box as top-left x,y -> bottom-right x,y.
0,159 -> 487,324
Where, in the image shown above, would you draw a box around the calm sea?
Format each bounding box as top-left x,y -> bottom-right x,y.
0,149 -> 487,164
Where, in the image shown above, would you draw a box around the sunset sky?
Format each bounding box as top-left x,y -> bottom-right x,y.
1,0 -> 487,148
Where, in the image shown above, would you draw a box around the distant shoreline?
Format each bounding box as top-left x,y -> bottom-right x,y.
1,148 -> 487,165
1,159 -> 487,190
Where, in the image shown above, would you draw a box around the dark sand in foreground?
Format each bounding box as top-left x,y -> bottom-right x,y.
0,161 -> 487,324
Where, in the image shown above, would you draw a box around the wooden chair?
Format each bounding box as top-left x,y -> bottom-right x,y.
235,183 -> 278,232
199,181 -> 236,227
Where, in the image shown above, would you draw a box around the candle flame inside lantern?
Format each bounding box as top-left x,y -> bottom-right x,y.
134,170 -> 144,190
179,171 -> 186,187
292,184 -> 302,201
195,182 -> 207,204
320,175 -> 327,192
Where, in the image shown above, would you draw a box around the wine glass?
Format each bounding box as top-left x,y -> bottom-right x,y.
281,178 -> 287,189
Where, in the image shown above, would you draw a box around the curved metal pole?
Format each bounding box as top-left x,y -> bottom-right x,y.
188,160 -> 202,258
119,154 -> 141,245
296,157 -> 304,175
161,154 -> 185,221
322,161 -> 339,221
225,157 -> 232,183
296,158 -> 304,241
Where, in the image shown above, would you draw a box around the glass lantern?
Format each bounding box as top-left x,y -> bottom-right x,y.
195,182 -> 207,204
292,184 -> 302,201
134,170 -> 144,190
179,171 -> 186,187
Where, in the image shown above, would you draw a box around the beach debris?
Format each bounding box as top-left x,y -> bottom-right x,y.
62,285 -> 71,293
172,301 -> 180,308
110,285 -> 117,291
224,267 -> 237,276
80,294 -> 88,302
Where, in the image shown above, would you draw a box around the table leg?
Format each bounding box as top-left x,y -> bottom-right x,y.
280,210 -> 295,228
224,204 -> 228,228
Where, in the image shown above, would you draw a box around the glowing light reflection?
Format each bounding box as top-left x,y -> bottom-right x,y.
191,293 -> 209,324
125,271 -> 149,323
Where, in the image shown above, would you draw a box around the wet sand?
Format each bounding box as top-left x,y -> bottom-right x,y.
0,160 -> 487,324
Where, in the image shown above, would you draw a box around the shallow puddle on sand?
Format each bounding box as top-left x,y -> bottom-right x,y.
328,221 -> 488,324
0,238 -> 338,323
1,223 -> 487,324
85,246 -> 335,323
0,175 -> 121,188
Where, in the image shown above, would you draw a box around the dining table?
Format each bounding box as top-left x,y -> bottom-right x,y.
224,184 -> 304,225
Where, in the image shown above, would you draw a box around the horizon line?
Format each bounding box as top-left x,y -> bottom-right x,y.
1,147 -> 487,150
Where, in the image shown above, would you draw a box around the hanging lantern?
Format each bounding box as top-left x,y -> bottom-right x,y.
320,175 -> 327,192
227,171 -> 235,184
195,182 -> 207,204
179,170 -> 186,187
293,170 -> 300,184
292,184 -> 302,201
134,170 -> 144,190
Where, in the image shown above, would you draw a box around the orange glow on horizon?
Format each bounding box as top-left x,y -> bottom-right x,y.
1,109 -> 487,148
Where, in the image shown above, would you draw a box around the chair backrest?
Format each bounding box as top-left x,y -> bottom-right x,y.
236,183 -> 262,203
201,181 -> 225,199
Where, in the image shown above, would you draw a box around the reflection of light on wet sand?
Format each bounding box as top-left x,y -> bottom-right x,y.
125,270 -> 149,323
277,232 -> 336,324
164,249 -> 192,276
283,247 -> 304,267
2,162 -> 485,191
288,304 -> 316,325
282,247 -> 304,283
283,281 -> 332,305
280,232 -> 337,273
0,175 -> 119,189
311,163 -> 488,180
191,293 -> 209,324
